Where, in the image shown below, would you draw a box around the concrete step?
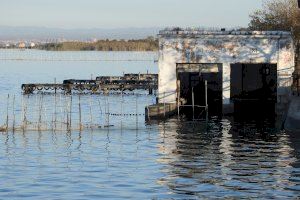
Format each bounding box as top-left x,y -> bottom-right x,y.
145,103 -> 178,120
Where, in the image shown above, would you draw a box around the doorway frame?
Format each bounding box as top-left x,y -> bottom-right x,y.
176,63 -> 223,117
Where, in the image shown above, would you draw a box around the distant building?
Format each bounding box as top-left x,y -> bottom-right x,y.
30,42 -> 36,48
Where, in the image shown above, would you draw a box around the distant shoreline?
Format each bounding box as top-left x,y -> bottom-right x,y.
4,37 -> 159,52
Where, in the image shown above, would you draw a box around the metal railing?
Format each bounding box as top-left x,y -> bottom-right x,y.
147,80 -> 209,123
177,80 -> 209,122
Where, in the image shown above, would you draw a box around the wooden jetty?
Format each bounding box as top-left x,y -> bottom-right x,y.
22,73 -> 158,94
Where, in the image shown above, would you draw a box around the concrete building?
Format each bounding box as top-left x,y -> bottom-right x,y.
157,28 -> 295,116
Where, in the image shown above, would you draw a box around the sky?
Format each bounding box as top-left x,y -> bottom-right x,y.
0,0 -> 263,29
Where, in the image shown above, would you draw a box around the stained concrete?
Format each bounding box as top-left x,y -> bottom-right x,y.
158,28 -> 295,115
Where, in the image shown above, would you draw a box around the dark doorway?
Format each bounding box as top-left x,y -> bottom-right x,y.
230,63 -> 277,121
177,64 -> 222,118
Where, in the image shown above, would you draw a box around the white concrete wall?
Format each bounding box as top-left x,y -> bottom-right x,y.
158,33 -> 295,106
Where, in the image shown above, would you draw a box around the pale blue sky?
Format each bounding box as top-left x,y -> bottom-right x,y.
0,0 -> 263,29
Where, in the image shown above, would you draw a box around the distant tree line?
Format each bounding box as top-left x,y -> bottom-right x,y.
37,37 -> 158,51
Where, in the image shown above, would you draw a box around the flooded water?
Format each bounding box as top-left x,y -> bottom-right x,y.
0,50 -> 300,199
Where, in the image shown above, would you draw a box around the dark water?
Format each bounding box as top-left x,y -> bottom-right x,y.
0,50 -> 300,199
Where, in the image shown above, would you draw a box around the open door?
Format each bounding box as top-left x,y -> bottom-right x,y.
177,63 -> 222,117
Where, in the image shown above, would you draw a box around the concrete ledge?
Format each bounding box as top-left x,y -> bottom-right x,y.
145,103 -> 177,120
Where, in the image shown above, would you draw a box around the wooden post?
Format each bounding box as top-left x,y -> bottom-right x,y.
23,95 -> 28,131
6,94 -> 9,131
12,95 -> 15,132
54,93 -> 57,131
78,95 -> 82,131
54,78 -> 57,94
59,94 -> 63,130
21,94 -> 24,130
97,98 -> 102,126
66,96 -> 69,131
43,99 -> 48,131
38,95 -> 43,131
107,98 -> 110,128
136,94 -> 138,129
121,90 -> 123,130
70,95 -> 72,130
89,95 -> 93,128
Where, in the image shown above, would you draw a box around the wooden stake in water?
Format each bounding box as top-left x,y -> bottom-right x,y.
54,78 -> 57,94
104,97 -> 107,126
136,94 -> 138,130
54,93 -> 57,131
121,90 -> 123,129
107,98 -> 110,127
78,95 -> 82,130
66,96 -> 69,131
6,94 -> 9,131
97,97 -> 102,125
12,95 -> 15,132
89,95 -> 93,127
43,98 -> 48,130
59,94 -> 63,130
70,95 -> 72,130
23,95 -> 28,131
38,95 -> 43,131
21,94 -> 24,130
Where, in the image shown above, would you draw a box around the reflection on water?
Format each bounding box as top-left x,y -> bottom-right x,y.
1,118 -> 300,199
0,50 -> 300,199
156,119 -> 300,199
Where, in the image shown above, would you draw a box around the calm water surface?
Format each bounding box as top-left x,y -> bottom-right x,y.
0,50 -> 300,199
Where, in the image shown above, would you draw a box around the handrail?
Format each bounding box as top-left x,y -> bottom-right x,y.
156,91 -> 177,98
146,80 -> 209,124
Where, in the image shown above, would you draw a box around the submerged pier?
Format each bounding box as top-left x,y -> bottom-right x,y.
22,73 -> 158,94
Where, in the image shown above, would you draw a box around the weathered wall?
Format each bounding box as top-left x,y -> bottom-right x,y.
158,31 -> 295,111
